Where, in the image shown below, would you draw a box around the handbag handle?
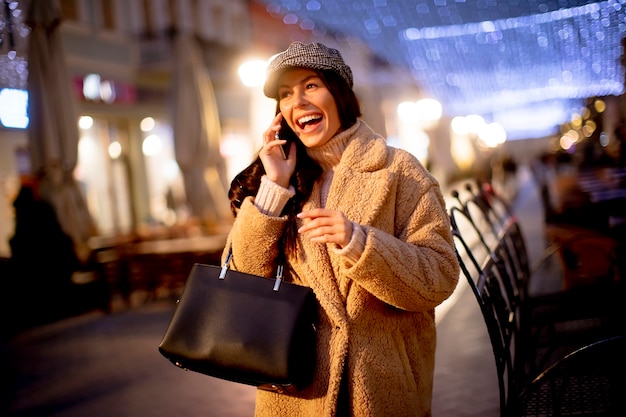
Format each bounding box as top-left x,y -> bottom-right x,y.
219,245 -> 285,292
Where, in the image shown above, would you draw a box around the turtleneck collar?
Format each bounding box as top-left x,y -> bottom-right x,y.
306,120 -> 361,171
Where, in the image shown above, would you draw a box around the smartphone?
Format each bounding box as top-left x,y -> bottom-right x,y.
278,118 -> 297,160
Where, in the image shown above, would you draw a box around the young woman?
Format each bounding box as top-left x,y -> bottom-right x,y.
224,42 -> 459,417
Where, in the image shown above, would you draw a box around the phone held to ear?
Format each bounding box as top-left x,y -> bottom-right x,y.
279,137 -> 289,160
278,118 -> 296,160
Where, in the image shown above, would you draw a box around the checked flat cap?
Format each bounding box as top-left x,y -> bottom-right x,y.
263,42 -> 354,99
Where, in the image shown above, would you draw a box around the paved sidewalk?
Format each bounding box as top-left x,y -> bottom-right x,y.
1,302 -> 257,417
1,167 -> 550,417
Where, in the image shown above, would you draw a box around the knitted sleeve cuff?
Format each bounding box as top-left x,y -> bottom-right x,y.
254,175 -> 296,217
332,222 -> 366,265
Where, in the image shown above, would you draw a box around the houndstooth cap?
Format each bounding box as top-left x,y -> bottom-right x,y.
263,42 -> 353,99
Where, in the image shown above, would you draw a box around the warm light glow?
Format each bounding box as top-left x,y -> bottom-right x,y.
142,134 -> 162,156
564,129 -> 580,143
594,99 -> 606,113
560,134 -> 576,150
478,122 -> 507,148
108,141 -> 122,159
450,116 -> 469,135
451,115 -> 488,137
450,115 -> 506,149
571,113 -> 582,128
397,98 -> 442,129
140,117 -> 155,132
238,60 -> 269,87
582,120 -> 596,138
415,98 -> 442,127
397,101 -> 417,123
79,116 -> 93,129
464,115 -> 486,134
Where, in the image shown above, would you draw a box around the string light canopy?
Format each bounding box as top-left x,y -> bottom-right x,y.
260,0 -> 626,139
0,0 -> 28,91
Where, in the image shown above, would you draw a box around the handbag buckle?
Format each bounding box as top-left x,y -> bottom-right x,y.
273,265 -> 283,291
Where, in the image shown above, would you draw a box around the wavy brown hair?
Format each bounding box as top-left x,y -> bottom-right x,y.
228,69 -> 361,256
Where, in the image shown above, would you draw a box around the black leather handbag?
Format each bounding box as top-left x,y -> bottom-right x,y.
158,248 -> 317,393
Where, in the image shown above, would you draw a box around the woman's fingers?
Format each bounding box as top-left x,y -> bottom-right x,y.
261,113 -> 287,157
260,132 -> 287,157
297,209 -> 353,247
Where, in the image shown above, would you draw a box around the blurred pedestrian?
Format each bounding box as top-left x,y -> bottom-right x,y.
8,181 -> 81,327
224,42 -> 459,417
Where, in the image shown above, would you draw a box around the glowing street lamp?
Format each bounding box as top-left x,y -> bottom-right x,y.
238,60 -> 268,87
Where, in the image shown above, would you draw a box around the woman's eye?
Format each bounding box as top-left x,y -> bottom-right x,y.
305,83 -> 317,90
278,91 -> 291,99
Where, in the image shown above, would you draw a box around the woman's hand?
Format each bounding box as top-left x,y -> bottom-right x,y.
260,113 -> 296,188
297,208 -> 353,248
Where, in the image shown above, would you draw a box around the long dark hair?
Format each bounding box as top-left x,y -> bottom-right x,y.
228,69 -> 361,256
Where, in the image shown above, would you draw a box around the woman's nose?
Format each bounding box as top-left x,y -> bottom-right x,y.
292,90 -> 308,106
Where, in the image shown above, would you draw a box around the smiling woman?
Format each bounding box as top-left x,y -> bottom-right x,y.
218,42 -> 460,417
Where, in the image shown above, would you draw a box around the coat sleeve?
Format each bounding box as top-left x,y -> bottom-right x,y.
222,197 -> 286,278
342,158 -> 459,312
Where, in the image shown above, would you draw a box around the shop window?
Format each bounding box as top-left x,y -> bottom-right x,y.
76,117 -> 133,236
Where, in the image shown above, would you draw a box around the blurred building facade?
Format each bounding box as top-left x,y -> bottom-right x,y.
0,0 -> 624,259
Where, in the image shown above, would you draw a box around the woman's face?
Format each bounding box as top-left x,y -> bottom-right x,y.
277,68 -> 342,148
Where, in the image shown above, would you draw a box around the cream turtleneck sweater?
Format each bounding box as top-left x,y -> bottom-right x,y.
254,121 -> 366,264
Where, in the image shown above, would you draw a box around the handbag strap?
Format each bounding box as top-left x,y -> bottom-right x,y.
220,245 -> 285,292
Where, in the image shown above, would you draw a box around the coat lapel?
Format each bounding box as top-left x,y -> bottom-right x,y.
293,122 -> 394,329
326,131 -> 394,227
326,165 -> 393,226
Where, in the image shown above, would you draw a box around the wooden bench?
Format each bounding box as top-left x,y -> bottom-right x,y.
448,182 -> 626,416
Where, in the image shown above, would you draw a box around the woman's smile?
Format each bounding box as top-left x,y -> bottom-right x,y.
296,113 -> 323,132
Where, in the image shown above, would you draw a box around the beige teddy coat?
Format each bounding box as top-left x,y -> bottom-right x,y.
224,121 -> 459,417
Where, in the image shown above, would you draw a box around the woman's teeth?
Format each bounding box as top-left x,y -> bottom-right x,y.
298,115 -> 322,127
